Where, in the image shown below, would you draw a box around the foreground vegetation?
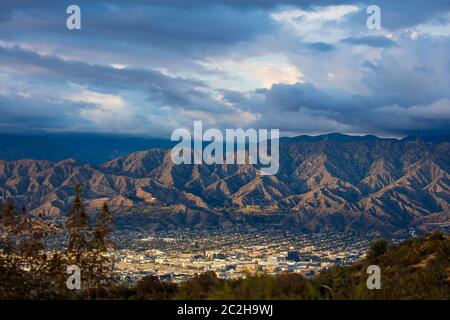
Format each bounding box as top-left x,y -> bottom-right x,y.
0,186 -> 449,300
109,232 -> 449,300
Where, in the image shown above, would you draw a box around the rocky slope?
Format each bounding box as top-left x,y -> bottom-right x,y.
1,134 -> 449,234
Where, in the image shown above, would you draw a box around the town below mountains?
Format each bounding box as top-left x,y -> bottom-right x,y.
0,133 -> 449,236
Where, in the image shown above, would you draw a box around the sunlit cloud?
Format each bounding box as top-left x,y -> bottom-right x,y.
200,54 -> 303,90
69,89 -> 140,131
270,5 -> 360,42
412,12 -> 450,37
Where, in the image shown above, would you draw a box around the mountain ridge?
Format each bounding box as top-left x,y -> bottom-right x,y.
1,134 -> 449,235
2,132 -> 449,164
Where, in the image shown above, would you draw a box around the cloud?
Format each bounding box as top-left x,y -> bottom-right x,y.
0,1 -> 275,73
342,36 -> 397,48
68,90 -> 141,130
221,79 -> 450,136
0,45 -> 221,112
412,12 -> 450,38
375,99 -> 450,121
199,54 -> 303,90
0,46 -> 254,135
270,5 -> 360,42
308,42 -> 336,52
0,93 -> 92,132
0,1 -> 450,138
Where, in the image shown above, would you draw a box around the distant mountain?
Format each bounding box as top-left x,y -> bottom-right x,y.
0,134 -> 449,235
282,132 -> 391,143
0,133 -> 174,164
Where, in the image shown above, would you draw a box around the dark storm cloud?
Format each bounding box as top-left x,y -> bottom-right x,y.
308,42 -> 336,52
224,79 -> 450,136
342,36 -> 397,48
1,0 -> 448,39
0,46 -> 232,114
0,1 -> 449,137
0,0 -> 280,75
0,94 -> 94,131
2,41 -> 449,136
0,1 -> 275,50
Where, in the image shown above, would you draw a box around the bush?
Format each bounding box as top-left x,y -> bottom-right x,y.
366,239 -> 388,260
136,275 -> 178,299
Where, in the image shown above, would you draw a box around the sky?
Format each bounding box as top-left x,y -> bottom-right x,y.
0,0 -> 449,138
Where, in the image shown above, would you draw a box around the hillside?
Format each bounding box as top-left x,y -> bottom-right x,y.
0,134 -> 449,234
315,232 -> 450,299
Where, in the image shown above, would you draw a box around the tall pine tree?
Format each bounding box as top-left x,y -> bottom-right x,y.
66,184 -> 90,265
88,202 -> 115,295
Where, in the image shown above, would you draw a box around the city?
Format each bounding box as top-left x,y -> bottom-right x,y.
111,226 -> 378,283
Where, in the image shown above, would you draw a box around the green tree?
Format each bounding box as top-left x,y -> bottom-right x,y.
65,184 -> 92,296
90,203 -> 113,252
88,202 -> 115,295
66,184 -> 90,261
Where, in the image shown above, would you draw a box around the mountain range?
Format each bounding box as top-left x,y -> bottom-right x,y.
0,133 -> 449,235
